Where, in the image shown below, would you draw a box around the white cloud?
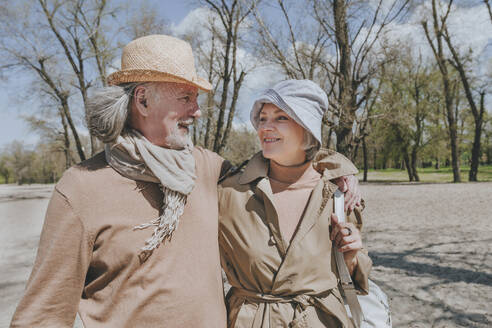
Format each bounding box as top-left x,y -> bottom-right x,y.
171,7 -> 215,41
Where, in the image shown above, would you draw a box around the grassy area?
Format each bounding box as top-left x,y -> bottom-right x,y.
357,165 -> 492,183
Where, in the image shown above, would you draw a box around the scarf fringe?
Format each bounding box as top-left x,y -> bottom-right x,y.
134,188 -> 186,253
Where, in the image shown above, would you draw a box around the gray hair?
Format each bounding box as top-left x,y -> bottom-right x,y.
86,82 -> 140,143
304,131 -> 320,161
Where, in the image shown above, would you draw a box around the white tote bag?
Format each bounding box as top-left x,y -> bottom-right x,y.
333,190 -> 392,328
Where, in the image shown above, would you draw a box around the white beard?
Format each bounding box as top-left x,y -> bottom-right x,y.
164,126 -> 192,150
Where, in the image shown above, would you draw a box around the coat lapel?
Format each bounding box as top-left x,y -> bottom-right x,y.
289,176 -> 338,247
271,176 -> 338,289
256,178 -> 288,256
239,152 -> 289,256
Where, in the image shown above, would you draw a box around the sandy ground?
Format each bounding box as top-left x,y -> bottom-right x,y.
1,182 -> 491,327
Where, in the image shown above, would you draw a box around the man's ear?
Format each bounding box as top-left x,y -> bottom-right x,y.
134,85 -> 149,117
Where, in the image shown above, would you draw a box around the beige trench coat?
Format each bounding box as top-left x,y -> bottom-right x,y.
218,149 -> 372,328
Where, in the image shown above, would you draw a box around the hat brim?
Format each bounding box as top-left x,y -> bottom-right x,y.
106,69 -> 212,91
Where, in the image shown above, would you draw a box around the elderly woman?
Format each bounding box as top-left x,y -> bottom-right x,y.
218,80 -> 372,328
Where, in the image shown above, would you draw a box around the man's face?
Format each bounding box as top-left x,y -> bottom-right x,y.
141,82 -> 201,148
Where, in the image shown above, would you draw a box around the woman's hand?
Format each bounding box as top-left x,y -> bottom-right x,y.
333,175 -> 361,212
330,213 -> 362,276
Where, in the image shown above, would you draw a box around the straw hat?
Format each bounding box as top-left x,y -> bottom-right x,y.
106,35 -> 212,91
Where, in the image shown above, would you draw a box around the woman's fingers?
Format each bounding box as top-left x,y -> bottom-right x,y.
330,214 -> 339,240
331,215 -> 363,255
343,175 -> 361,210
344,190 -> 357,212
330,214 -> 354,241
339,240 -> 362,253
335,233 -> 356,248
332,222 -> 361,249
332,176 -> 361,211
333,177 -> 348,192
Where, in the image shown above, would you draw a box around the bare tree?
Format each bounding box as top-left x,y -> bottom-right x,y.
484,0 -> 492,22
37,0 -> 114,155
358,80 -> 381,182
312,0 -> 410,158
0,49 -> 87,162
1,0 -> 131,164
182,18 -> 221,149
252,0 -> 331,81
77,0 -> 117,86
252,0 -> 338,149
24,98 -> 74,169
201,32 -> 220,149
197,0 -> 257,155
253,0 -> 409,158
422,0 -> 461,182
441,23 -> 487,181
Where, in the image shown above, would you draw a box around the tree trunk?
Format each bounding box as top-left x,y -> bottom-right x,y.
333,0 -> 355,157
61,98 -> 86,162
59,107 -> 71,169
469,94 -> 484,181
422,0 -> 461,182
448,119 -> 461,182
410,147 -> 420,181
192,121 -> 198,145
218,70 -> 246,154
468,120 -> 482,181
362,137 -> 368,182
326,127 -> 333,149
403,151 -> 413,181
373,147 -> 377,169
203,33 -> 216,150
204,91 -> 215,149
212,32 -> 233,153
352,141 -> 359,162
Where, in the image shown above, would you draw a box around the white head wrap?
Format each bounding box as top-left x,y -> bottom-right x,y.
250,79 -> 328,145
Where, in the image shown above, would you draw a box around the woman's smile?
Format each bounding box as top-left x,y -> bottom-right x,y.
262,137 -> 281,143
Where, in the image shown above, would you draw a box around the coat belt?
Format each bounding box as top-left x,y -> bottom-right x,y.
228,287 -> 339,328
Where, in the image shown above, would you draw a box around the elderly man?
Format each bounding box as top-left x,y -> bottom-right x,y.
10,35 -> 361,327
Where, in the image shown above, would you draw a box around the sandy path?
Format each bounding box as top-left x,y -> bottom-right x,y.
0,185 -> 83,328
1,182 -> 491,327
360,182 -> 492,328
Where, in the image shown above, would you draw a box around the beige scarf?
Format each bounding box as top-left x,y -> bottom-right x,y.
105,129 -> 196,256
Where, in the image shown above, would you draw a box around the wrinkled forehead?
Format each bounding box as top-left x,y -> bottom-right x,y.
156,82 -> 199,97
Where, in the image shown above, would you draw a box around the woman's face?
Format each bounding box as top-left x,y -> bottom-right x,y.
258,103 -> 306,166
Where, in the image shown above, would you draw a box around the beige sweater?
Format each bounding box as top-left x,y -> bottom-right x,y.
269,163 -> 321,244
10,148 -> 227,328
